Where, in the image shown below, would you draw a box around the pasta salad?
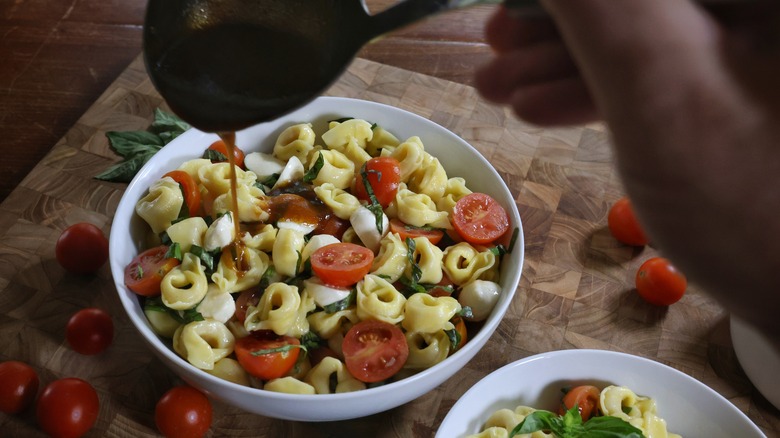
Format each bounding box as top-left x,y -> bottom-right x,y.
123,117 -> 516,394
467,384 -> 681,438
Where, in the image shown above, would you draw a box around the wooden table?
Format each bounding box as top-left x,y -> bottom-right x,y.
1,1 -> 779,437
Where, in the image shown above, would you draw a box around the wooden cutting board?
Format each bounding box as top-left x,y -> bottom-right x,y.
1,54 -> 778,437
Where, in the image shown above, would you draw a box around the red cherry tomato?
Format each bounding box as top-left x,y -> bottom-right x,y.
608,197 -> 649,246
0,360 -> 39,414
155,386 -> 212,438
342,320 -> 409,383
36,378 -> 99,438
451,193 -> 510,245
353,157 -> 401,208
560,385 -> 601,420
66,308 -> 114,355
636,257 -> 687,306
55,223 -> 109,274
310,242 -> 374,288
163,170 -> 201,217
234,332 -> 301,380
388,218 -> 444,245
206,139 -> 245,169
124,245 -> 181,297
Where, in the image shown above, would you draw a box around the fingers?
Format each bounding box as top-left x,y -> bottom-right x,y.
485,6 -> 559,53
474,41 -> 578,104
505,77 -> 598,126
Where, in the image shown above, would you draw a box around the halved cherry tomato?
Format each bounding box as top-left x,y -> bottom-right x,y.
66,308 -> 114,355
389,218 -> 444,245
234,332 -> 301,380
560,385 -> 601,420
206,139 -> 245,169
451,193 -> 510,245
36,378 -> 99,438
155,386 -> 212,438
163,170 -> 201,218
608,197 -> 649,246
310,243 -> 374,288
0,360 -> 39,414
55,222 -> 109,275
353,157 -> 401,208
636,257 -> 687,306
428,274 -> 456,297
124,245 -> 180,297
342,320 -> 409,383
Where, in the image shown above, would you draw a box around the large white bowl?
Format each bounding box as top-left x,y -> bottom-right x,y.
437,349 -> 765,437
109,96 -> 524,421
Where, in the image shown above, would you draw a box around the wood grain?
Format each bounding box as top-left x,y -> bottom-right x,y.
1,51 -> 779,437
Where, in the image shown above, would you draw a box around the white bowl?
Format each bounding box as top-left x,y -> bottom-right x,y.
436,349 -> 764,437
731,315 -> 780,410
109,96 -> 524,421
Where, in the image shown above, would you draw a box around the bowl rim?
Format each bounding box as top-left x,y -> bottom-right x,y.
435,348 -> 765,437
108,96 -> 525,409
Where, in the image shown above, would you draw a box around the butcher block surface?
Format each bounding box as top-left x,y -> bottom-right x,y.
1,54 -> 778,437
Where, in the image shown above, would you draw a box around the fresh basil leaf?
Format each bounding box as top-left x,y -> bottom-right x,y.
189,245 -> 220,277
459,306 -> 474,319
143,296 -> 168,313
511,410 -> 559,437
582,416 -> 645,438
329,117 -> 354,124
259,173 -> 280,189
150,108 -> 190,142
105,131 -> 164,157
180,307 -> 205,324
94,151 -> 157,182
405,237 -> 422,286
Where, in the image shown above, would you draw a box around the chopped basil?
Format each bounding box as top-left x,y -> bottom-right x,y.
323,290 -> 356,314
458,306 -> 474,319
300,331 -> 323,350
189,245 -> 221,277
329,117 -> 354,124
303,152 -> 324,183
165,242 -> 182,261
359,162 -> 385,235
445,327 -> 462,351
405,237 -> 422,290
143,296 -> 204,324
250,343 -> 304,357
203,148 -> 228,162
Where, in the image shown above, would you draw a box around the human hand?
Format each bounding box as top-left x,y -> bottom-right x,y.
475,0 -> 780,341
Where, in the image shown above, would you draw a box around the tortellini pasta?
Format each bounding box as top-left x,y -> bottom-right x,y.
469,386 -> 679,438
131,116 -> 513,393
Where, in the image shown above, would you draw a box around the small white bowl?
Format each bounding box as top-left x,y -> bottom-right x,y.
436,349 -> 764,437
731,316 -> 780,411
109,96 -> 524,421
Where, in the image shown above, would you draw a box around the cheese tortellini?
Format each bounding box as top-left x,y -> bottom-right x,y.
130,116 -> 512,393
468,385 -> 680,438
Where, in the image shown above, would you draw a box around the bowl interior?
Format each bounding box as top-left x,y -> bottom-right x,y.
109,96 -> 525,421
436,349 -> 764,438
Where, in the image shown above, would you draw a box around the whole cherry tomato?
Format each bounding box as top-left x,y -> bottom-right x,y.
66,308 -> 114,355
155,386 -> 212,438
608,197 -> 649,246
0,360 -> 39,414
206,139 -> 245,169
55,223 -> 109,274
636,257 -> 687,306
36,378 -> 99,438
353,157 -> 401,208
